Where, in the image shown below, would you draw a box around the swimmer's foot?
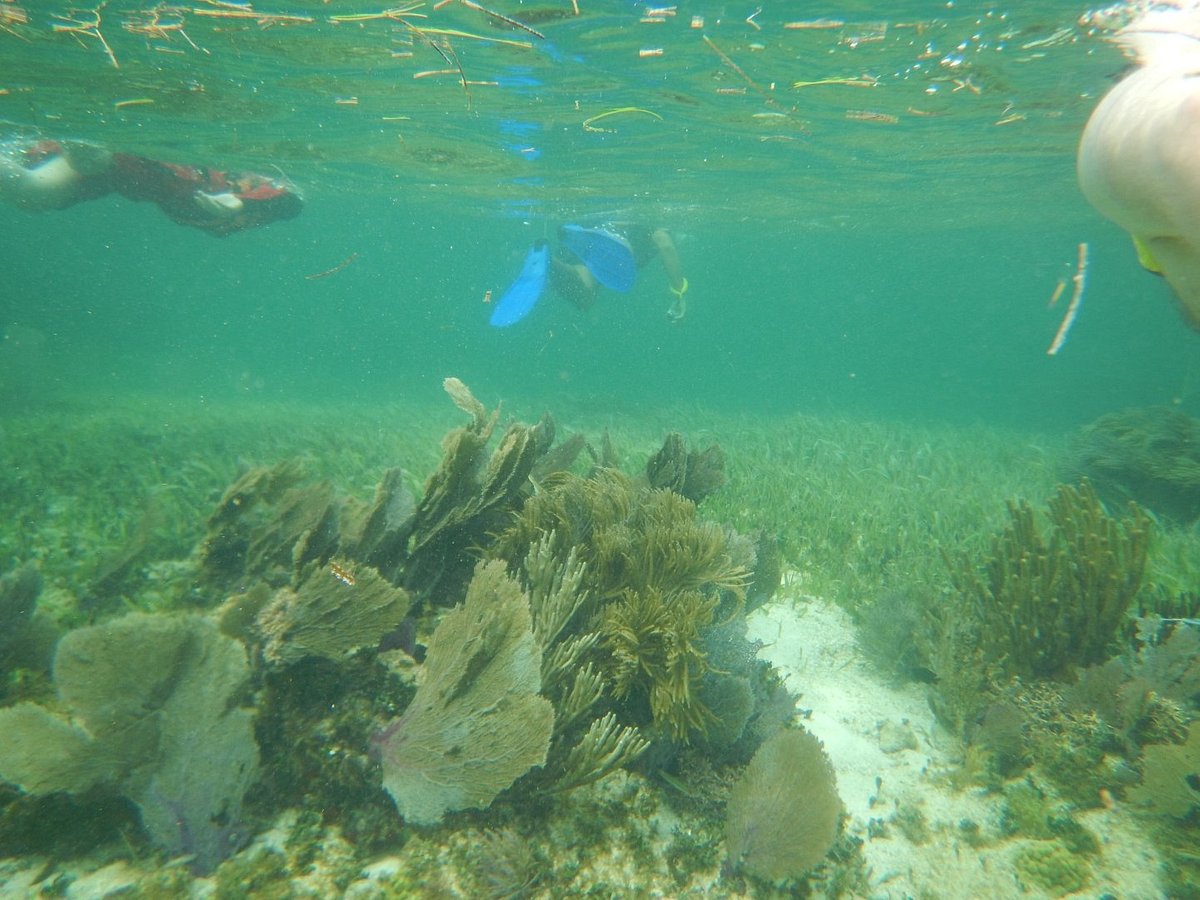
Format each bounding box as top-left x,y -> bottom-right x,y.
666,296 -> 687,323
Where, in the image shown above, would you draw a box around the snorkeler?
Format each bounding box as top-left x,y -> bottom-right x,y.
1077,7 -> 1200,328
489,223 -> 689,328
0,138 -> 302,236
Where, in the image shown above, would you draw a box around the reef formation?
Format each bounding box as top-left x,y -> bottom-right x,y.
0,379 -> 845,893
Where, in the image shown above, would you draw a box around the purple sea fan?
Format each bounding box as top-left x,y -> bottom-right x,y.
725,727 -> 842,882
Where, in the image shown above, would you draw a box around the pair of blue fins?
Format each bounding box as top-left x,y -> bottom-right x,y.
489,224 -> 636,327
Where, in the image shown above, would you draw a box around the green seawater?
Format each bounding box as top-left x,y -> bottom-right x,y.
1,0 -> 1193,426
2,2 -> 1199,897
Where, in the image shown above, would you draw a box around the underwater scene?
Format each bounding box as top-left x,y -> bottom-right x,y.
2,0 -> 1200,897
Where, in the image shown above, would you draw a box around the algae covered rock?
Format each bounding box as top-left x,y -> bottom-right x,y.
1014,841 -> 1091,895
374,560 -> 554,825
725,727 -> 842,882
0,613 -> 259,873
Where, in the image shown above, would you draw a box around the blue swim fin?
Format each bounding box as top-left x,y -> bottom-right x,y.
490,240 -> 550,327
559,225 -> 636,293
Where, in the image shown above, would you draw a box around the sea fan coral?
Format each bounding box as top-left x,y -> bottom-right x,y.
725,727 -> 842,882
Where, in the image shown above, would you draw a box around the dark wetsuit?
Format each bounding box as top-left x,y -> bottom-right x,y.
548,221 -> 663,309
611,223 -> 659,268
20,140 -> 302,235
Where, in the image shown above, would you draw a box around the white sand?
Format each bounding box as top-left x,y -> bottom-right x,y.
748,586 -> 1164,899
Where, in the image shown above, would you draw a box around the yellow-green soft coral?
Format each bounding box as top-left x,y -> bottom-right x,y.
604,587 -> 719,741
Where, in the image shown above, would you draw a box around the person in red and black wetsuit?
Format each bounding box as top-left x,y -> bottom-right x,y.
0,138 -> 302,235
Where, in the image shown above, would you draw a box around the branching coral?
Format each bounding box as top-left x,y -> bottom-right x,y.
604,587 -> 719,741
497,470 -> 748,610
492,463 -> 750,746
948,480 -> 1150,682
590,489 -> 749,607
506,533 -> 650,792
549,711 -> 651,795
494,467 -> 634,566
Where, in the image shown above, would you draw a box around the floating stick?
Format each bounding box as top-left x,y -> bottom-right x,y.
191,8 -> 315,26
784,19 -> 844,30
1,4 -> 31,38
1046,278 -> 1066,309
792,76 -> 876,89
305,253 -> 359,281
1046,243 -> 1088,356
52,3 -> 119,68
329,561 -> 356,586
410,27 -> 472,106
411,27 -> 533,49
330,6 -> 426,24
123,6 -> 205,52
458,0 -> 545,40
0,5 -> 29,25
1021,28 -> 1073,50
845,109 -> 897,123
703,34 -> 782,109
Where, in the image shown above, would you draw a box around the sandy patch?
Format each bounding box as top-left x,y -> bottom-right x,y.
749,592 -> 1163,899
